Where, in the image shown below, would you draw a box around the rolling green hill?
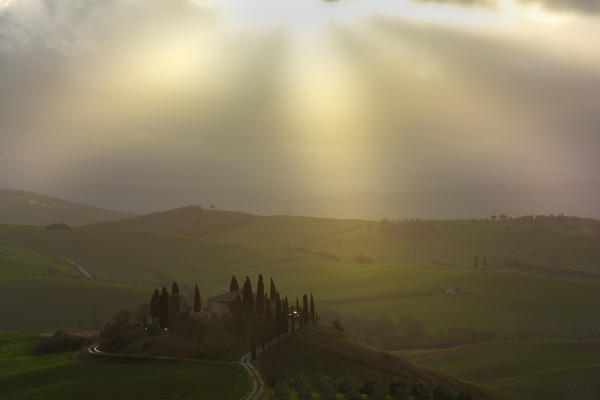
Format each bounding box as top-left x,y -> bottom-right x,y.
85,206 -> 256,236
258,325 -> 506,400
399,339 -> 600,400
0,190 -> 134,227
0,332 -> 248,400
1,211 -> 600,340
2,208 -> 600,400
0,243 -> 150,330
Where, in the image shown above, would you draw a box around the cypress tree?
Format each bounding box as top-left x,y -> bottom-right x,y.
233,295 -> 244,335
474,256 -> 479,269
243,276 -> 254,322
302,294 -> 309,326
275,293 -> 282,337
283,297 -> 289,334
310,293 -> 315,324
171,281 -> 181,317
296,296 -> 300,328
265,296 -> 273,342
193,284 -> 201,314
269,278 -> 277,300
230,275 -> 239,292
159,287 -> 169,329
150,289 -> 160,328
256,274 -> 265,315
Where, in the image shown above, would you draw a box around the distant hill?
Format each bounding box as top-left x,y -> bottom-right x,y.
86,205 -> 255,236
0,190 -> 135,227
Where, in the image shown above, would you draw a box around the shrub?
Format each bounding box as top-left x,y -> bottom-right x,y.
390,379 -> 410,399
101,309 -> 139,351
370,384 -> 388,400
334,377 -> 362,400
457,391 -> 474,400
296,374 -> 313,400
333,318 -> 345,334
412,381 -> 432,400
315,375 -> 337,400
433,385 -> 455,400
354,254 -> 374,264
34,330 -> 93,355
335,377 -> 360,394
346,389 -> 362,400
45,223 -> 73,231
361,378 -> 376,395
274,381 -> 290,400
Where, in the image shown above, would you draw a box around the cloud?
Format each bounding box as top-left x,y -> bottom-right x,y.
519,0 -> 600,14
0,1 -> 599,215
411,0 -> 600,14
411,0 -> 495,7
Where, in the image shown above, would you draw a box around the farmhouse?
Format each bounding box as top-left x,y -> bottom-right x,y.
206,290 -> 244,317
206,289 -> 277,317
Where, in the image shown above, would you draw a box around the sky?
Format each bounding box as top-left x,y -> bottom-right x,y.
0,0 -> 599,218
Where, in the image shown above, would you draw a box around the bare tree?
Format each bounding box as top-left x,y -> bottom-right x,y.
135,303 -> 150,329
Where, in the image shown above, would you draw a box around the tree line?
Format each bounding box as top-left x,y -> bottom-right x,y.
380,214 -> 591,237
143,274 -> 317,354
228,274 -> 317,357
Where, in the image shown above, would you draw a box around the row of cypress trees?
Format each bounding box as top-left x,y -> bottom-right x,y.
146,275 -> 316,340
229,274 -> 317,348
148,281 -> 203,331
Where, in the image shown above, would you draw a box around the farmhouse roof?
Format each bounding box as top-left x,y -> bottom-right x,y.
207,289 -> 253,304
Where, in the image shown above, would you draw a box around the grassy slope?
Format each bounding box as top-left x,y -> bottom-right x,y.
0,244 -> 78,278
325,266 -> 600,336
0,190 -> 134,227
301,220 -> 600,272
0,225 -> 267,287
0,277 -> 150,330
2,218 -> 600,337
0,332 -> 248,400
0,331 -> 40,358
86,206 -> 256,236
0,243 -> 150,330
259,326 -> 495,399
399,339 -> 600,400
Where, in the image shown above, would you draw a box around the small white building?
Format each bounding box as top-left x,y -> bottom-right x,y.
445,288 -> 458,295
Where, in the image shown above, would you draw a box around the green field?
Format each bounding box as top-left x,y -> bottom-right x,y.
1,211 -> 600,340
0,331 -> 248,400
2,209 -> 600,400
399,339 -> 600,400
0,242 -> 150,330
325,266 -> 600,338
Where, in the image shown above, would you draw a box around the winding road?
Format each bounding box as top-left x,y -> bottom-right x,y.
63,258 -> 93,279
88,336 -> 286,400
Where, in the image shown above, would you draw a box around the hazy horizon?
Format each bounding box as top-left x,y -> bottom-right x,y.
4,179 -> 600,221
